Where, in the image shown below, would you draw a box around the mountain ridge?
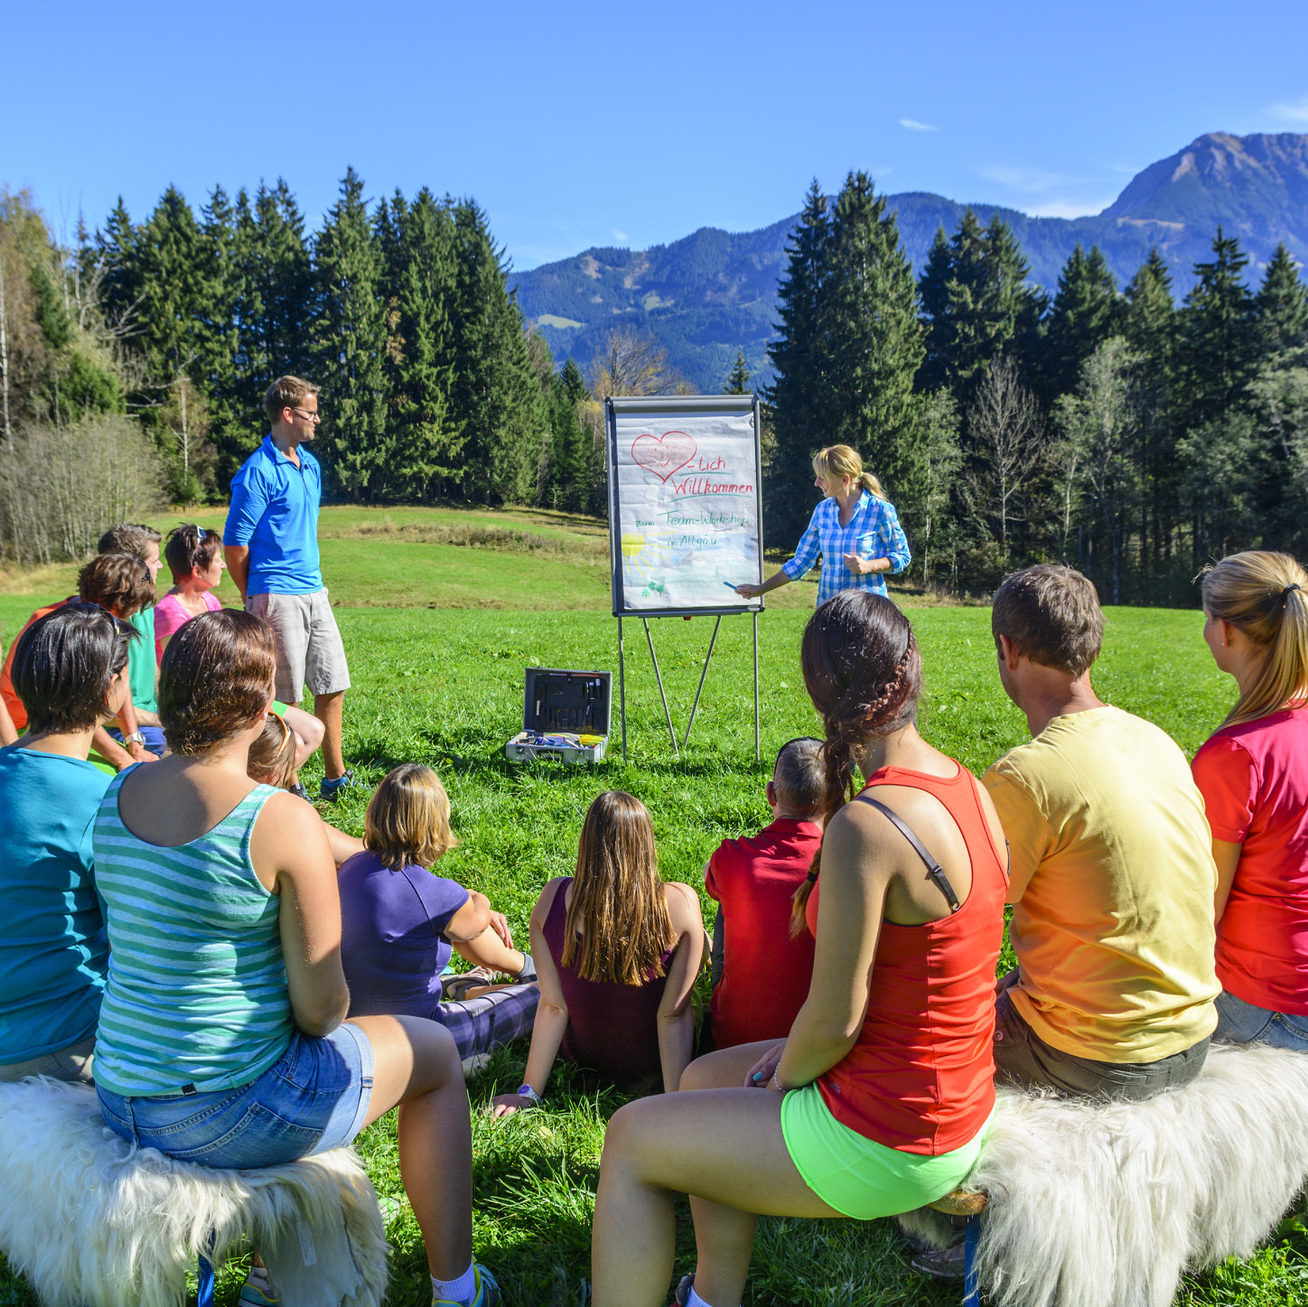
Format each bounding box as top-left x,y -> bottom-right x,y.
510,132 -> 1308,392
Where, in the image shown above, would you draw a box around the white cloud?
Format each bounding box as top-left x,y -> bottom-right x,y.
1024,197 -> 1120,219
899,118 -> 938,132
978,165 -> 1069,194
1268,94 -> 1308,124
610,228 -> 629,243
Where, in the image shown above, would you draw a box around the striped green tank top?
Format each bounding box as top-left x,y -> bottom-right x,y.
91,771 -> 294,1095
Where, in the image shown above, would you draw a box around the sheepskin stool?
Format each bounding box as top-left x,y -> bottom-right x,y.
0,1076 -> 388,1307
899,1042 -> 1308,1307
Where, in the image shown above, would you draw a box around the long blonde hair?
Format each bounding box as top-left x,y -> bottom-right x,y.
563,791 -> 675,985
1201,550 -> 1308,728
813,444 -> 887,500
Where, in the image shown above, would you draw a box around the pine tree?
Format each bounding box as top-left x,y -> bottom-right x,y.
1042,244 -> 1120,402
311,168 -> 389,499
916,225 -> 954,393
763,180 -> 831,547
546,358 -> 592,512
724,348 -> 751,394
1255,243 -> 1308,360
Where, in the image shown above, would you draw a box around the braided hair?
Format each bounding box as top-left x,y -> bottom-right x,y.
790,591 -> 922,934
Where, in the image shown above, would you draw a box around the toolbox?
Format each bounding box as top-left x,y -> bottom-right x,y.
505,668 -> 611,765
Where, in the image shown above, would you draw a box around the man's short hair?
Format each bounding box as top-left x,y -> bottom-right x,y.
98,522 -> 161,557
79,551 -> 155,617
265,375 -> 319,424
772,736 -> 825,816
991,564 -> 1104,677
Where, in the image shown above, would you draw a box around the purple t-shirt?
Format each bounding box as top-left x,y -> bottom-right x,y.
337,850 -> 470,1018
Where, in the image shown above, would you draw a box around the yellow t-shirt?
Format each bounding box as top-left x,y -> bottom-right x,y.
983,706 -> 1218,1063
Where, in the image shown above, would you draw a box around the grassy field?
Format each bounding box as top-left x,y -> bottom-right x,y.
1,505 -> 1304,1306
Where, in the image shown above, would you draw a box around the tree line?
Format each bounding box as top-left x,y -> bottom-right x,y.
765,174 -> 1308,602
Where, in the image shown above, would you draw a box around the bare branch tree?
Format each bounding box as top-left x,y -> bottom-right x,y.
967,357 -> 1044,560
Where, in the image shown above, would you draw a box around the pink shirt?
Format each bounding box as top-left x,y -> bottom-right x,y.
1192,707 -> 1308,1014
152,591 -> 222,663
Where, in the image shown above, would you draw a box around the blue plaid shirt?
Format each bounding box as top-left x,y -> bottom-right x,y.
781,492 -> 911,605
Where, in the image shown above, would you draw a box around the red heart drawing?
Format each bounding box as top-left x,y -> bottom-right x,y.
632,430 -> 696,483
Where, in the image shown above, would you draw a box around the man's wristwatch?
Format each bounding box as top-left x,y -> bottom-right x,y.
516,1084 -> 542,1107
123,731 -> 146,748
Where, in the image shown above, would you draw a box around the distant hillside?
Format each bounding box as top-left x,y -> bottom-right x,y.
511,132 -> 1308,392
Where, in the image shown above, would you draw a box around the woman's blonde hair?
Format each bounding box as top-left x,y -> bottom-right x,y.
813,444 -> 886,500
363,764 -> 460,871
1201,550 -> 1308,728
563,791 -> 675,985
247,711 -> 297,789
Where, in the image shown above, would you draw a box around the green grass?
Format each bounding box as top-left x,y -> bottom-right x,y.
0,506 -> 1303,1306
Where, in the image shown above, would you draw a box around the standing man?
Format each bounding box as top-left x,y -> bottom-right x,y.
223,376 -> 354,800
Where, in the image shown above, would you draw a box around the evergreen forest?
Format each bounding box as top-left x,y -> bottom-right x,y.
2,167 -> 1306,602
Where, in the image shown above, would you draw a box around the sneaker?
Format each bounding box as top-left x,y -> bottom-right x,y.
910,1235 -> 967,1281
674,1273 -> 693,1306
288,782 -> 311,803
319,768 -> 355,802
433,1262 -> 500,1307
238,1269 -> 280,1304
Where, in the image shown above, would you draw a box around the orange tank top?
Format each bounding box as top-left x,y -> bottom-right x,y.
805,761 -> 1007,1155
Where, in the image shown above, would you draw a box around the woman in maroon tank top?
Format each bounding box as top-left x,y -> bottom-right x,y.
591,593 -> 1008,1307
490,791 -> 706,1116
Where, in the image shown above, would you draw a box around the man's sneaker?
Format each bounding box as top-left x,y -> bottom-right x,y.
288,782 -> 311,803
319,769 -> 355,802
433,1262 -> 500,1307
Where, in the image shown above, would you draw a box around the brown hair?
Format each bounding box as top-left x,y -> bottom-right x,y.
265,375 -> 319,424
12,602 -> 134,734
363,764 -> 460,871
813,444 -> 886,500
159,610 -> 276,756
563,791 -> 675,985
792,592 -> 922,934
247,711 -> 297,789
78,552 -> 155,617
164,523 -> 222,582
1201,551 -> 1308,728
97,522 -> 161,557
991,564 -> 1103,677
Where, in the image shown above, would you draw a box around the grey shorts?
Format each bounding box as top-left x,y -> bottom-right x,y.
0,1034 -> 96,1084
993,983 -> 1209,1101
247,589 -> 351,702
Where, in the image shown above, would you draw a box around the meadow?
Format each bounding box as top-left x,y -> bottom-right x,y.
1,505 -> 1304,1306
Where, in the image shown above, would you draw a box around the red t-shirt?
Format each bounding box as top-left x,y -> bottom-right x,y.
805,763 -> 1006,1155
1192,707 -> 1308,1015
706,817 -> 822,1048
0,601 -> 67,731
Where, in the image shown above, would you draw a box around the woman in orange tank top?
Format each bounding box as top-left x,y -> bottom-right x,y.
591,592 -> 1009,1307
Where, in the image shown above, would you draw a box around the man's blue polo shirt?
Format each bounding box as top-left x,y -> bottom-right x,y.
223,435 -> 323,595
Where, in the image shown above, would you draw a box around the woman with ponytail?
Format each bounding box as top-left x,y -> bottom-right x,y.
590,592 -> 1007,1307
1193,551 -> 1308,1050
733,445 -> 910,606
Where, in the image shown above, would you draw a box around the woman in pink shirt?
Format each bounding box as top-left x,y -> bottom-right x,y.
1193,550 -> 1308,1051
153,524 -> 226,663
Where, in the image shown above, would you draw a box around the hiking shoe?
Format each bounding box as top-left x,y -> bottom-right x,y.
288,782 -> 311,803
319,769 -> 355,802
238,1271 -> 280,1304
433,1262 -> 500,1307
910,1235 -> 967,1280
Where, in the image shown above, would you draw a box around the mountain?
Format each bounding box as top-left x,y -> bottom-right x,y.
510,132 -> 1308,393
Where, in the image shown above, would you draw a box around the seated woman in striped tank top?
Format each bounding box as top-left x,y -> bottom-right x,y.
590,593 -> 1009,1307
92,611 -> 499,1307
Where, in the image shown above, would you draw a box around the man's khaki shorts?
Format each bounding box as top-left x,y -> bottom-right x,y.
246,589 -> 351,703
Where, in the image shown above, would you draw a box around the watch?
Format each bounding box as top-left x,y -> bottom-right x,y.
516,1084 -> 542,1107
123,731 -> 146,747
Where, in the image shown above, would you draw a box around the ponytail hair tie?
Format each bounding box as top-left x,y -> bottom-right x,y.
1283,583 -> 1301,606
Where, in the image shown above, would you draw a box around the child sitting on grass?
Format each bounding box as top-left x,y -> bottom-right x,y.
338,764 -> 539,1064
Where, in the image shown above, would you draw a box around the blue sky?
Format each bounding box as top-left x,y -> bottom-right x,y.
5,0 -> 1306,271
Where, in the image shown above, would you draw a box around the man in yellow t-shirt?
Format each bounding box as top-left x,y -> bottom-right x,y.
984,564 -> 1218,1100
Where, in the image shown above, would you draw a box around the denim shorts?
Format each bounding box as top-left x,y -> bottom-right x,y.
97,1022 -> 374,1169
1213,989 -> 1308,1052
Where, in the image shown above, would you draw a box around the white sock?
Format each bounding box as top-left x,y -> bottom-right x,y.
687,1284 -> 735,1307
431,1262 -> 476,1304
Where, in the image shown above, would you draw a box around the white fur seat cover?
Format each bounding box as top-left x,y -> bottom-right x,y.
0,1077 -> 387,1307
898,1041 -> 1308,1307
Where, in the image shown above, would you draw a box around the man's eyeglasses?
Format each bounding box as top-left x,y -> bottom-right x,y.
289,407 -> 321,423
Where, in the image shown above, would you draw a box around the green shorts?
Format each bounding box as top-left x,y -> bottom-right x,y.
779,1082 -> 991,1220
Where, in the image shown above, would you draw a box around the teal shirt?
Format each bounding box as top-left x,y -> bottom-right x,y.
0,748 -> 112,1062
127,607 -> 157,715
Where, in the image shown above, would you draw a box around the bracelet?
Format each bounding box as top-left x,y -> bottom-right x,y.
770,1071 -> 787,1093
516,1083 -> 542,1107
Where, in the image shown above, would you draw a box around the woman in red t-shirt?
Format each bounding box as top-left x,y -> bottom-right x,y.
590,592 -> 1008,1307
1193,550 -> 1308,1051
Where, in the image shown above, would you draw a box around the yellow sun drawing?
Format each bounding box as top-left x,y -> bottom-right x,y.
621,531 -> 662,581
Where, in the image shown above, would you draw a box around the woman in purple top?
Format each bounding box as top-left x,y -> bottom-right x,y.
337,764 -> 538,1062
490,791 -> 706,1116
